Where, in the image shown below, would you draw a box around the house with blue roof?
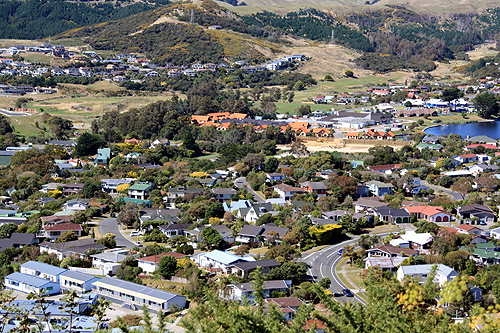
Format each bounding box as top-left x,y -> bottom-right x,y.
20,261 -> 67,283
197,250 -> 251,273
5,272 -> 60,295
60,270 -> 101,294
101,178 -> 133,194
223,200 -> 252,212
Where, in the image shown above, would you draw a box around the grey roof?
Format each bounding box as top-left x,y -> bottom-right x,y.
61,270 -> 101,283
311,217 -> 338,226
459,204 -> 495,215
233,280 -> 289,292
9,232 -> 35,245
39,197 -> 55,203
239,225 -> 264,237
0,216 -> 27,225
94,277 -> 184,303
90,252 -> 128,263
398,264 -> 457,278
208,224 -> 232,235
168,187 -> 204,194
322,210 -> 347,219
20,261 -> 67,276
467,135 -> 496,143
301,181 -> 327,190
262,224 -> 289,238
101,178 -> 133,185
64,242 -> 107,256
231,259 -> 280,271
5,272 -> 56,288
366,180 -> 394,188
375,206 -> 411,217
211,188 -> 237,195
39,238 -> 98,251
159,223 -> 193,231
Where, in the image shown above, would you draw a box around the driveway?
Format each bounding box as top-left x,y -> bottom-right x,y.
99,218 -> 136,248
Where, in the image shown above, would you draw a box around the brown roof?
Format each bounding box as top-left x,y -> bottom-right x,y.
44,223 -> 82,232
367,244 -> 417,256
139,252 -> 187,264
41,215 -> 74,223
367,164 -> 402,171
264,297 -> 303,308
457,224 -> 481,232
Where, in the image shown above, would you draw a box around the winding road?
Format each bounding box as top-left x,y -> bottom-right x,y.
421,180 -> 464,201
99,217 -> 136,248
301,237 -> 366,304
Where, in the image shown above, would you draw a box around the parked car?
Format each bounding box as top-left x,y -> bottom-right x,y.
333,292 -> 344,297
342,289 -> 354,297
134,241 -> 143,248
338,248 -> 344,256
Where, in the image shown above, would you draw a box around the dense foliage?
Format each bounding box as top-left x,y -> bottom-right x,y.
0,0 -> 169,39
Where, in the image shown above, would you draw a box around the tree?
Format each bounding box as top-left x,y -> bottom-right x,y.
0,223 -> 18,238
293,80 -> 304,91
55,231 -> 78,243
205,202 -> 224,219
98,233 -> 116,248
117,202 -> 140,228
158,255 -> 177,279
80,180 -> 100,199
324,74 -> 334,81
201,227 -> 222,249
73,133 -> 105,157
264,157 -> 279,173
451,177 -> 473,199
345,70 -> 354,77
441,87 -> 463,111
474,92 -> 500,119
0,114 -> 14,135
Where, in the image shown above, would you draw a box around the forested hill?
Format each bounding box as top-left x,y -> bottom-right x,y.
0,0 -> 170,39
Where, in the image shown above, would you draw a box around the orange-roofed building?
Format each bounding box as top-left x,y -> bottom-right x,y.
280,126 -> 289,133
125,138 -> 141,144
289,122 -> 310,129
312,128 -> 331,137
191,115 -> 210,124
199,121 -> 216,127
304,319 -> 326,331
295,127 -> 310,136
228,113 -> 248,120
386,131 -> 396,138
346,132 -> 360,139
217,122 -> 231,130
208,112 -> 230,121
404,205 -> 451,222
456,224 -> 482,236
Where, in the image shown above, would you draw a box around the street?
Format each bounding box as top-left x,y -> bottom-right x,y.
99,217 -> 136,248
301,237 -> 366,304
235,176 -> 266,203
421,180 -> 464,201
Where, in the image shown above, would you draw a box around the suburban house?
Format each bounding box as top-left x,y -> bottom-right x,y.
185,225 -> 235,244
365,256 -> 406,272
468,244 -> 500,266
91,249 -> 129,270
62,183 -> 84,196
404,206 -> 451,222
263,297 -> 304,322
60,271 -> 101,294
394,231 -> 433,250
43,223 -> 83,241
167,187 -> 204,202
457,204 -> 496,223
453,154 -> 478,165
267,173 -> 286,182
138,252 -> 188,274
63,199 -> 89,212
366,164 -> 402,175
101,178 -> 133,194
93,148 -> 111,167
229,259 -> 280,278
40,182 -> 65,193
39,238 -> 106,260
491,227 -> 500,240
211,188 -> 237,201
5,272 -> 60,295
91,277 -> 186,312
150,138 -> 170,149
365,180 -> 394,197
238,203 -> 276,223
354,197 -> 388,213
236,225 -> 265,244
273,184 -> 306,200
20,261 -> 67,283
300,181 -> 328,197
456,224 -> 482,236
158,223 -> 193,238
128,182 -> 154,200
366,244 -> 418,257
374,206 -> 411,224
223,280 -> 291,301
396,264 -> 458,287
197,250 -> 250,273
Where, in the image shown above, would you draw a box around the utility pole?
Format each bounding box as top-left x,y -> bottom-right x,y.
330,30 -> 335,44
190,9 -> 194,25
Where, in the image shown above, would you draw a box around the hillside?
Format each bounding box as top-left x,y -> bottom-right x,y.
0,0 -> 170,39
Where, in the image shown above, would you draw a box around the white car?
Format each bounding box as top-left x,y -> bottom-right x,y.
134,241 -> 143,248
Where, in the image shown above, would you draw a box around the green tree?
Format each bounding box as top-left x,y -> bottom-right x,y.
73,133 -> 105,158
201,227 -> 222,249
0,114 -> 14,135
441,87 -> 463,111
345,70 -> 354,77
80,180 -> 100,199
474,92 -> 500,119
55,231 -> 78,243
158,255 -> 177,279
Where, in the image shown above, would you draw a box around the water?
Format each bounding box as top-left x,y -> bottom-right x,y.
424,121 -> 500,139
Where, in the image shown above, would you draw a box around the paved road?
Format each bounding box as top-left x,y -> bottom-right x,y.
235,177 -> 266,203
0,108 -> 30,116
99,217 -> 136,248
421,180 -> 464,201
301,237 -> 366,304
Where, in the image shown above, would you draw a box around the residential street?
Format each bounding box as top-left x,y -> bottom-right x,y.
235,176 -> 266,203
301,238 -> 366,304
421,180 -> 464,201
99,217 -> 136,248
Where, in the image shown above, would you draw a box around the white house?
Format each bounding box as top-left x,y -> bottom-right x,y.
5,272 -> 60,295
197,250 -> 251,273
138,252 -> 188,274
491,227 -> 500,240
223,280 -> 291,301
63,199 -> 89,212
60,271 -> 101,294
396,264 -> 458,287
273,184 -> 305,200
20,261 -> 67,283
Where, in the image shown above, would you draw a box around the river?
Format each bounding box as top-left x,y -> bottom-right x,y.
424,121 -> 500,139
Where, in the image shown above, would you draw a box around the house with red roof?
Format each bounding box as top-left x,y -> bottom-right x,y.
366,164 -> 402,174
453,154 -> 477,165
466,144 -> 500,151
456,224 -> 482,236
43,223 -> 82,241
404,206 -> 451,222
124,138 -> 141,145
